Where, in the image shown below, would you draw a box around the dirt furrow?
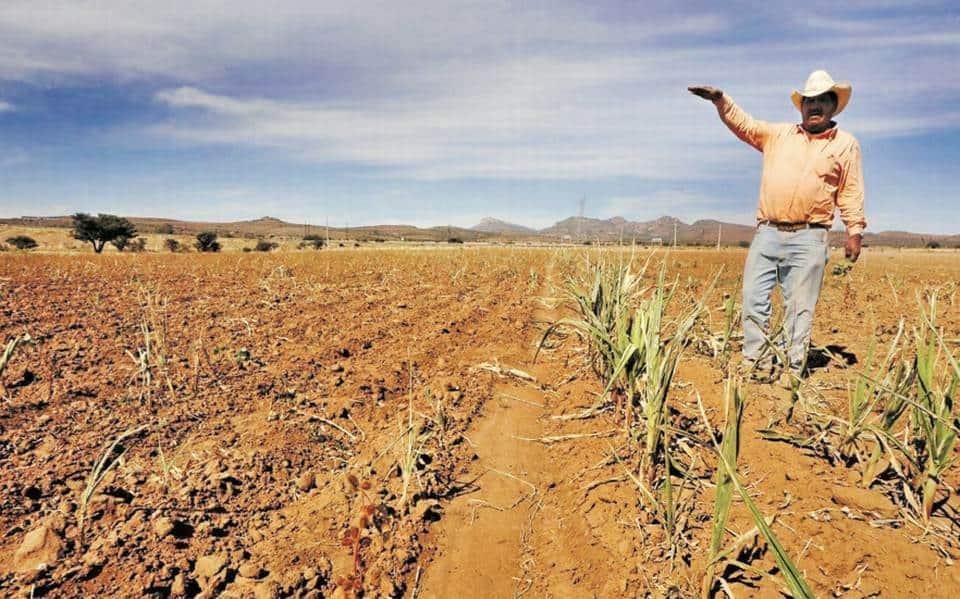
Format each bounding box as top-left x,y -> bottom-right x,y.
417,380 -> 547,598
417,259 -> 559,598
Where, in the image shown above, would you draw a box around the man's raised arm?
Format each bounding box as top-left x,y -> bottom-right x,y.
688,85 -> 772,151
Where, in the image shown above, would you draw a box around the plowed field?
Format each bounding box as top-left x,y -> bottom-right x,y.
1,247 -> 959,598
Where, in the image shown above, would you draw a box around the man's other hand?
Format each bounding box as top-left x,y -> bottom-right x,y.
688,86 -> 723,102
845,234 -> 863,262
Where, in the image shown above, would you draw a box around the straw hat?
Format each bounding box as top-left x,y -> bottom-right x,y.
791,70 -> 852,115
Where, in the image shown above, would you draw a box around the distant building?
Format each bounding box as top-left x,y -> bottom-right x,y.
650,237 -> 663,245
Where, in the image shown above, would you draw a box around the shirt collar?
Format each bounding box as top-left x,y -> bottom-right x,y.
795,123 -> 838,139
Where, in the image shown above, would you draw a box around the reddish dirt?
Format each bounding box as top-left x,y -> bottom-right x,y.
1,247 -> 959,598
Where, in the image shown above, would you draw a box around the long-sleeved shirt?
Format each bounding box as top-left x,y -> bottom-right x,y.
715,94 -> 866,235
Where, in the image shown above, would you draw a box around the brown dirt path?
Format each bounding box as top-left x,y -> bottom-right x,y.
417,255 -> 562,598
417,380 -> 548,598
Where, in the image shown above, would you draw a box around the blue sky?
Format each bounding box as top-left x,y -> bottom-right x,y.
0,1 -> 958,233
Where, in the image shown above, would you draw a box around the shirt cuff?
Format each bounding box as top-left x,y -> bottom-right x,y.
846,225 -> 864,236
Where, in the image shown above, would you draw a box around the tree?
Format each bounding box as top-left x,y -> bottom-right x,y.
164,238 -> 182,252
926,240 -> 942,249
6,235 -> 38,250
72,213 -> 137,253
195,231 -> 221,252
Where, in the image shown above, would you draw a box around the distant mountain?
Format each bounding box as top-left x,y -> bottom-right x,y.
2,213 -> 957,247
471,217 -> 537,235
538,215 -> 756,245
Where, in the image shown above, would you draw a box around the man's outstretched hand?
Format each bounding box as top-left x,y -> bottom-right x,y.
688,86 -> 723,102
845,234 -> 863,262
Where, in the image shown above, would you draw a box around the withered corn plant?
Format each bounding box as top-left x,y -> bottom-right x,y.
838,320 -> 906,461
697,390 -> 814,598
1,333 -> 33,393
907,294 -> 959,524
535,252 -> 651,388
859,358 -> 914,487
542,253 -> 720,556
602,264 -> 717,479
702,377 -> 745,598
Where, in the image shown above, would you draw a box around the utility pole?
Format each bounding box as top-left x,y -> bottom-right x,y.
716,223 -> 722,250
577,196 -> 585,241
673,221 -> 678,247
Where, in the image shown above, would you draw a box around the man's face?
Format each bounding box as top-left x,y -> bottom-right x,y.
801,92 -> 838,133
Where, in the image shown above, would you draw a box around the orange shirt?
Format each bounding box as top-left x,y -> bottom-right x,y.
715,94 -> 866,236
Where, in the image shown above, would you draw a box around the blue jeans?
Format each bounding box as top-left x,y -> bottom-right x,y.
742,224 -> 829,372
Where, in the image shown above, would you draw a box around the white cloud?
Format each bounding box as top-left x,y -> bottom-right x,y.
151,77 -> 755,181
1,0 -> 958,236
0,2 -> 726,84
0,100 -> 13,112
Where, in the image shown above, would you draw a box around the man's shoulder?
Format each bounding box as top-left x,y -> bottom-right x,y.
834,128 -> 860,147
763,122 -> 798,137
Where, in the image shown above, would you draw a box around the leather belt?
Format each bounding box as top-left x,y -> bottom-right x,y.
759,221 -> 829,232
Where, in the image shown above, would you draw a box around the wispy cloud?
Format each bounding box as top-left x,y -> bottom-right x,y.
0,1 -> 958,233
152,79 -> 754,182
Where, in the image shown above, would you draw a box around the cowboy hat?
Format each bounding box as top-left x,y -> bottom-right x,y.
791,70 -> 852,115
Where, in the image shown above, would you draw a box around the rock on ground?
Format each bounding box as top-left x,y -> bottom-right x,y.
13,521 -> 66,573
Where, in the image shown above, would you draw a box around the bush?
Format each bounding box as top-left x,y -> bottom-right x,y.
111,234 -> 136,252
127,237 -> 147,252
5,235 -> 38,250
447,237 -> 464,244
738,240 -> 751,248
195,231 -> 221,252
254,239 -> 278,252
164,238 -> 181,252
926,240 -> 941,249
302,234 -> 325,250
72,213 -> 137,253
157,223 -> 175,235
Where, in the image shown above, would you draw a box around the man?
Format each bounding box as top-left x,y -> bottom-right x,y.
689,70 -> 865,381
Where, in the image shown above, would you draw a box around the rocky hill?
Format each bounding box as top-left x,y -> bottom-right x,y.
471,217 -> 537,235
